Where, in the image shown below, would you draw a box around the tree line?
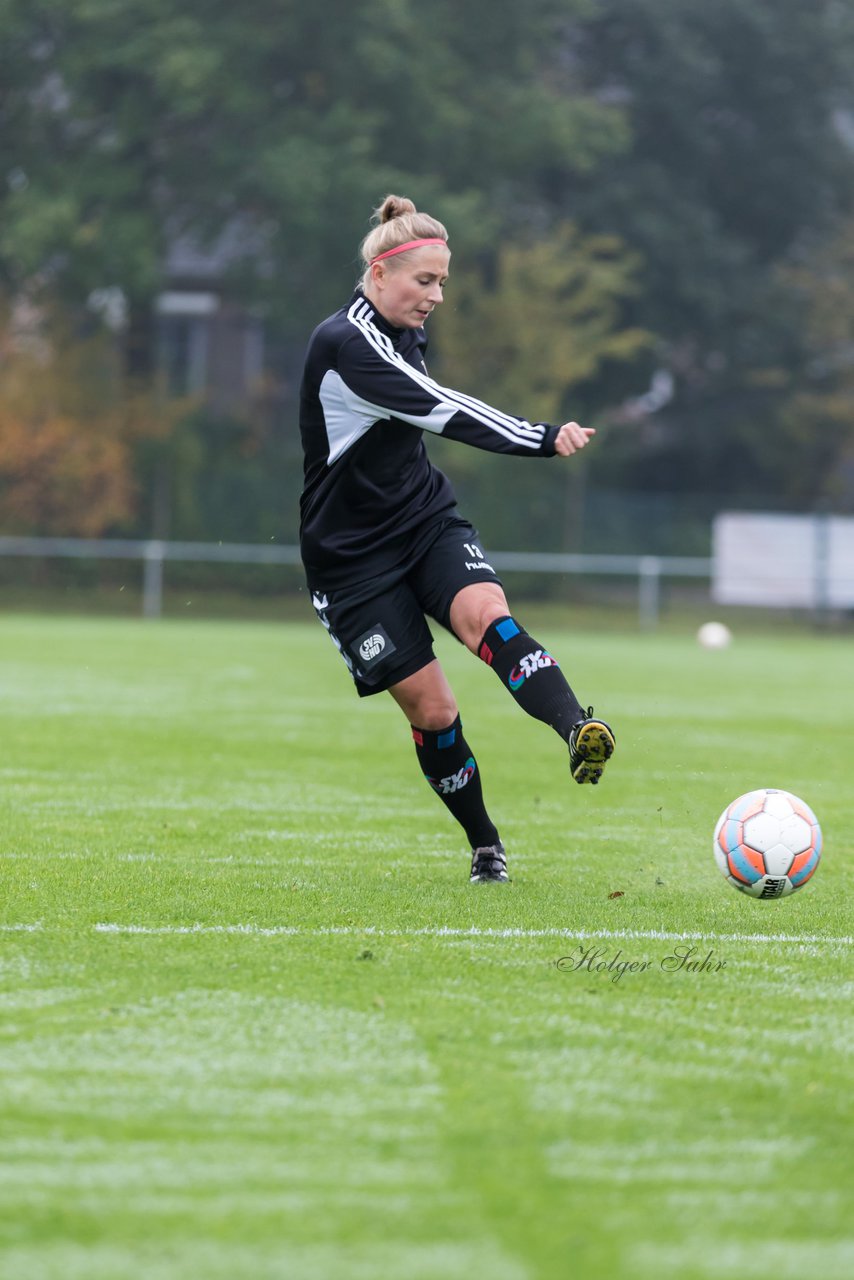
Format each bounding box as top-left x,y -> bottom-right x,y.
2,0 -> 854,552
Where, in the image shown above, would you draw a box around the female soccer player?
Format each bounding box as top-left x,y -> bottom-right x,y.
298,194 -> 615,882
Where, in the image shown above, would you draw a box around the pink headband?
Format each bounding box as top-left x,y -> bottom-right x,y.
370,237 -> 448,265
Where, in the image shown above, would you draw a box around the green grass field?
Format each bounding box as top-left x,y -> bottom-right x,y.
1,612 -> 851,1280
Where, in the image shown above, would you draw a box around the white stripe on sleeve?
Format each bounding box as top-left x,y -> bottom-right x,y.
347,300 -> 547,450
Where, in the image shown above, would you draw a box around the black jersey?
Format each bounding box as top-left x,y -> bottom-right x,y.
298,290 -> 561,590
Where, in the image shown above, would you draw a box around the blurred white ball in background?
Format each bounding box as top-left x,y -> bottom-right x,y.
697,621 -> 732,649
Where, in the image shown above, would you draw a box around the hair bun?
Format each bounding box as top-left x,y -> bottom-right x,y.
375,194 -> 417,225
359,196 -> 448,284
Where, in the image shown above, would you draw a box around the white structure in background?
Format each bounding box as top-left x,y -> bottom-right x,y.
712,512 -> 854,609
155,290 -> 221,395
155,219 -> 268,411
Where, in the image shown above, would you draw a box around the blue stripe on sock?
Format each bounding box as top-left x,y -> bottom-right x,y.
437,728 -> 456,749
496,617 -> 521,642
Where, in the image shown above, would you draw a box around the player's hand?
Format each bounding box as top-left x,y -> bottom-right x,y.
553,422 -> 596,457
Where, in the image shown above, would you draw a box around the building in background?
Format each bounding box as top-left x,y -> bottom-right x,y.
156,221 -> 268,414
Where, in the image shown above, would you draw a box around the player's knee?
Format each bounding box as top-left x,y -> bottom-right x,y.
389,665 -> 458,730
410,692 -> 459,731
451,584 -> 510,653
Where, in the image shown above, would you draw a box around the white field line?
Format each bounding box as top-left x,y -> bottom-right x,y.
92,923 -> 853,946
4,920 -> 850,946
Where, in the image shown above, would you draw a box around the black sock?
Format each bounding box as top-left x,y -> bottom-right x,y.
479,615 -> 584,742
411,715 -> 499,849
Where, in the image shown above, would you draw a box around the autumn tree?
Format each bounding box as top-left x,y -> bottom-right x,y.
0,295 -> 182,534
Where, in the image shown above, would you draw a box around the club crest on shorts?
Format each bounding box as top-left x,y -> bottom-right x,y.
353,624 -> 396,666
360,633 -> 385,661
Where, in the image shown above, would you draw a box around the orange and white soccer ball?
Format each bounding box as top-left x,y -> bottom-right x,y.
713,788 -> 822,899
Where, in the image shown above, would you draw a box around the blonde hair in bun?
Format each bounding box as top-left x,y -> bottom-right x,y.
359,195 -> 448,287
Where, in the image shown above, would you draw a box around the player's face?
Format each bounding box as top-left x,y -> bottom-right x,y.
369,246 -> 450,329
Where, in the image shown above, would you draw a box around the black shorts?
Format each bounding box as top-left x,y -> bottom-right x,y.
310,516 -> 503,697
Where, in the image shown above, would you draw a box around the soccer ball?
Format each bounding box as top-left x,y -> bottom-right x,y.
713,788 -> 822,899
697,621 -> 732,649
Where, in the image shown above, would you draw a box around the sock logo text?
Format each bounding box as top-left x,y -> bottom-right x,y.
508,650 -> 557,690
425,758 -> 477,795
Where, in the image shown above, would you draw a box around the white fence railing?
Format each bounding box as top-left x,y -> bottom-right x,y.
0,536 -> 712,626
